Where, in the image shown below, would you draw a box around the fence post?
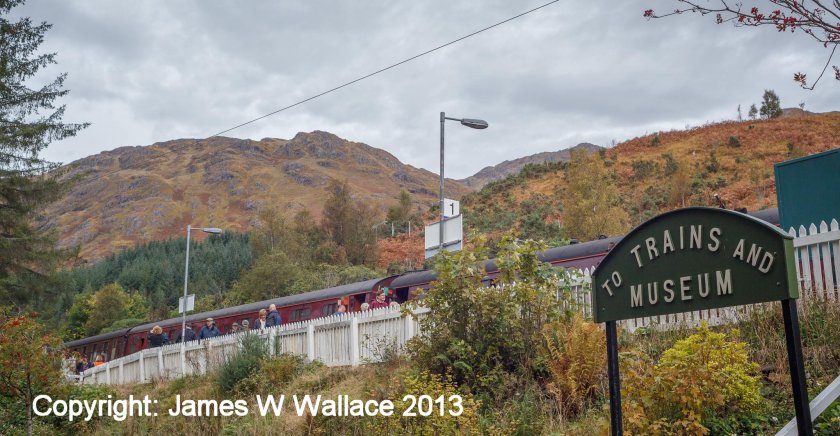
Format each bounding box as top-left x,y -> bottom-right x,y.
119,360 -> 124,384
105,363 -> 111,385
404,311 -> 414,343
180,344 -> 186,377
139,352 -> 146,383
268,328 -> 276,357
158,348 -> 164,378
307,324 -> 315,362
350,316 -> 360,366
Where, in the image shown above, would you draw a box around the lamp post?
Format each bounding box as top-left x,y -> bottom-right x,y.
181,225 -> 222,345
439,112 -> 488,253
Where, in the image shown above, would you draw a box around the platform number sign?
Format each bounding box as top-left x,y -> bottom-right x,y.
443,198 -> 459,218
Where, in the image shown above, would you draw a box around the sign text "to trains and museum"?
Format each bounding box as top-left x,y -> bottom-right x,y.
592,208 -> 798,323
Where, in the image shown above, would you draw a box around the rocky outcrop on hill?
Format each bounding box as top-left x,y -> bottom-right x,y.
459,142 -> 603,188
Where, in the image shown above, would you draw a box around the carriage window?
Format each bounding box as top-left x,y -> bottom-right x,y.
300,308 -> 311,319
322,304 -> 336,316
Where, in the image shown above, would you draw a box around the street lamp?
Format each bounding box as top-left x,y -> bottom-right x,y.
181,225 -> 222,345
439,112 -> 488,253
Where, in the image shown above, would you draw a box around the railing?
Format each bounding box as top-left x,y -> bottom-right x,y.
80,306 -> 427,385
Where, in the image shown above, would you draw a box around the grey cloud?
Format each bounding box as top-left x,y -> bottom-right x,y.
15,0 -> 840,178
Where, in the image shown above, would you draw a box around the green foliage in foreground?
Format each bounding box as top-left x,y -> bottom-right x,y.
217,333 -> 268,394
408,234 -> 581,408
622,324 -> 764,434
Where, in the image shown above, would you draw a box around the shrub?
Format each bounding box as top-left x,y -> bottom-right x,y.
728,135 -> 742,147
540,314 -> 607,420
216,333 -> 267,393
234,353 -> 312,395
705,151 -> 721,173
408,234 -> 573,400
651,134 -> 662,147
621,323 -> 764,434
313,369 -> 481,435
631,159 -> 658,181
661,153 -> 679,176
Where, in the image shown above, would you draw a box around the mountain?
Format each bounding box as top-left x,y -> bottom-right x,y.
459,143 -> 603,188
39,131 -> 470,260
461,110 -> 840,241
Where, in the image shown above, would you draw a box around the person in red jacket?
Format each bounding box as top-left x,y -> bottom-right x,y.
369,289 -> 389,310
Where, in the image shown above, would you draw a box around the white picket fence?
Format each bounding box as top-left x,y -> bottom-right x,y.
789,219 -> 840,301
80,219 -> 840,385
80,306 -> 426,385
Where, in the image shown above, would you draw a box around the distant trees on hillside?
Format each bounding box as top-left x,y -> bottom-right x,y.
322,179 -> 379,265
46,233 -> 252,338
63,283 -> 148,338
223,195 -> 381,305
564,150 -> 629,240
759,89 -> 783,119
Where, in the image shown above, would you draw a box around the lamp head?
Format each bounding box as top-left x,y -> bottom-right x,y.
460,118 -> 488,129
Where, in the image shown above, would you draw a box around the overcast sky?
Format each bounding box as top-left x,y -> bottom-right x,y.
16,0 -> 840,179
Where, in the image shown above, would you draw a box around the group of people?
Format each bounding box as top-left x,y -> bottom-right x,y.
144,303 -> 285,347
74,354 -> 105,374
78,291 -> 398,372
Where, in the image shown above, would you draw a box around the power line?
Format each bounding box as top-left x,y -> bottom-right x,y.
210,0 -> 560,137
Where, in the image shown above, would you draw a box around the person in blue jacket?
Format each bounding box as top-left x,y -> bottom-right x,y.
266,304 -> 282,327
199,317 -> 220,340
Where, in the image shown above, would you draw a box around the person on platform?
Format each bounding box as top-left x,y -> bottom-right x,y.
369,289 -> 389,310
93,355 -> 105,366
75,356 -> 88,374
266,304 -> 282,327
199,317 -> 220,340
241,319 -> 250,330
175,325 -> 197,343
148,325 -> 169,348
253,309 -> 268,330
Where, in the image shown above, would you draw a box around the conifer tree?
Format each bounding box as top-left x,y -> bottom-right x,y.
0,0 -> 87,305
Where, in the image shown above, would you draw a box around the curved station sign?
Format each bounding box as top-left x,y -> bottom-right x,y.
592,207 -> 798,323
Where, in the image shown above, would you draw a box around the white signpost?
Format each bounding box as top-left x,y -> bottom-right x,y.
178,294 -> 195,314
424,214 -> 463,258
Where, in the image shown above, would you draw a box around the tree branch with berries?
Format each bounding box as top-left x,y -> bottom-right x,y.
644,1 -> 839,89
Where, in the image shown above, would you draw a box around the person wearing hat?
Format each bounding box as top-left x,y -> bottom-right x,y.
199,317 -> 220,340
241,319 -> 250,330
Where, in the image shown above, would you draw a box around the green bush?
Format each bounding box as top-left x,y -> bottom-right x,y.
234,353 -> 314,395
216,333 -> 267,393
621,323 -> 764,434
408,234 -> 574,401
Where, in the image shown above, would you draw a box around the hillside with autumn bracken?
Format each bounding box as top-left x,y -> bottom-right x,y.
460,110 -> 840,244
38,131 -> 470,261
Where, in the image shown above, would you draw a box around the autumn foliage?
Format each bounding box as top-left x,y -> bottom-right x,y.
0,312 -> 65,434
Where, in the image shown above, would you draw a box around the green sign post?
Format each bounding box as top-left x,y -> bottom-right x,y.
592,208 -> 811,435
